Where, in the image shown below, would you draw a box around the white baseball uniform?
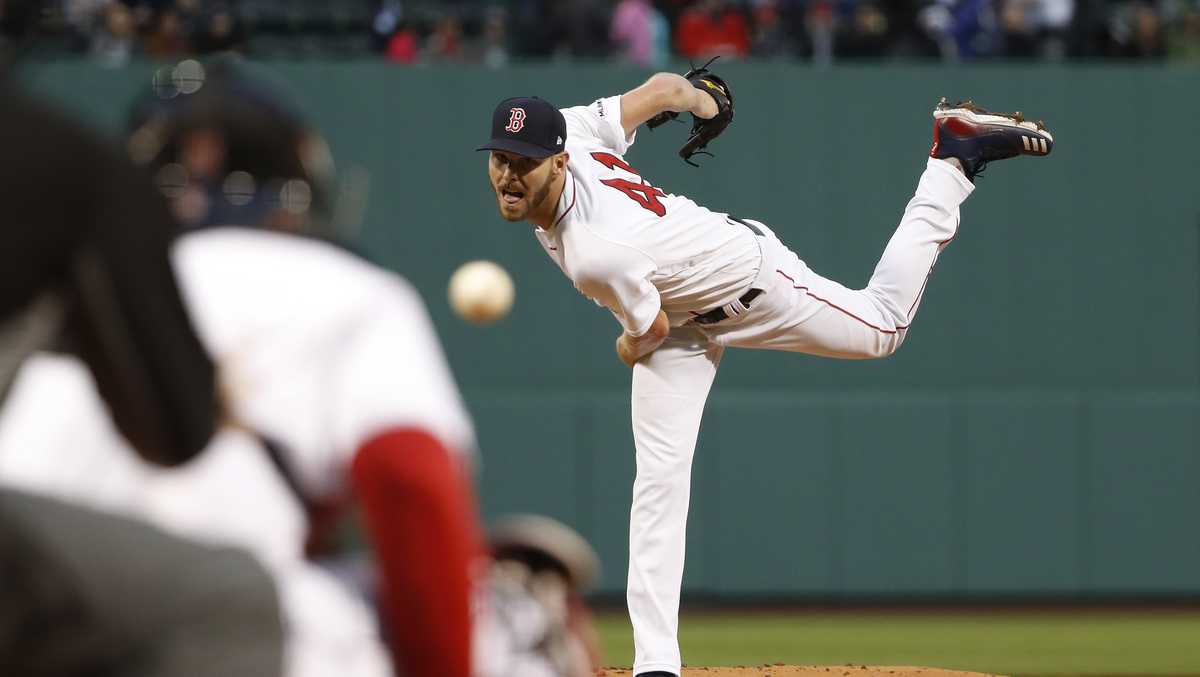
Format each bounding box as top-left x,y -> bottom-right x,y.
538,95 -> 974,676
0,227 -> 478,677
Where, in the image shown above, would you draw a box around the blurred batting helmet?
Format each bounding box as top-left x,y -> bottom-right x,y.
126,58 -> 337,235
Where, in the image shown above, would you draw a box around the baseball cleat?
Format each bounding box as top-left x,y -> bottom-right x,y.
930,97 -> 1054,182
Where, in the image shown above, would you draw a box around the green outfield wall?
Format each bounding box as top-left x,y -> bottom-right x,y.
24,61 -> 1200,598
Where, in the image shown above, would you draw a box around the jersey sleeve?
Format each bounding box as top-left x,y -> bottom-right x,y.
328,275 -> 478,466
560,95 -> 637,154
171,231 -> 476,502
572,236 -> 660,337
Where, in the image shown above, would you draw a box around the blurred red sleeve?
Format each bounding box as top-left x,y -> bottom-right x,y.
351,428 -> 482,677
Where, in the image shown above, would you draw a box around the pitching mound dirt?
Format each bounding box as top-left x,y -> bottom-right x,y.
599,667 -> 1004,677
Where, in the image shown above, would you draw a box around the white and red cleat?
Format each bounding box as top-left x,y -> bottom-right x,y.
930,97 -> 1054,182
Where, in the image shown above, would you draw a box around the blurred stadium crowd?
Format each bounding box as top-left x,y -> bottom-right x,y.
20,0 -> 1200,66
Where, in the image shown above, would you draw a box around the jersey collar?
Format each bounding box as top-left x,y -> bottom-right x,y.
549,171 -> 577,232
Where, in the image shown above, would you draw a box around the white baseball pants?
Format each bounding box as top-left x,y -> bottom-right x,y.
627,158 -> 974,675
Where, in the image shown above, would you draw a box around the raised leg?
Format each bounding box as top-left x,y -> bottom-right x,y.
714,158 -> 974,358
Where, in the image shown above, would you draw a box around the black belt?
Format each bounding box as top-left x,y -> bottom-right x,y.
691,288 -> 763,325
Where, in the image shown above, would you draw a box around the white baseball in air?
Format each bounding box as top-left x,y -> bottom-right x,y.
448,260 -> 515,325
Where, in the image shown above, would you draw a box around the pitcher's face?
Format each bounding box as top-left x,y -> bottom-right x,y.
487,150 -> 558,222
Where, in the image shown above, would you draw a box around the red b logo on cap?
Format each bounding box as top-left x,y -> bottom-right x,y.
504,107 -> 526,133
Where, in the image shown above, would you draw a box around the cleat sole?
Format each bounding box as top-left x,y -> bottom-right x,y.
933,102 -> 1054,143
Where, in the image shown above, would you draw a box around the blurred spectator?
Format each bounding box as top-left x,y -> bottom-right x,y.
885,0 -> 944,58
427,13 -> 464,62
510,0 -> 557,57
998,0 -> 1039,56
676,0 -> 751,60
90,2 -> 136,67
22,0 -> 1200,64
1106,1 -> 1168,58
370,0 -> 401,51
806,0 -> 834,64
1035,0 -> 1074,58
997,0 -> 1073,59
557,0 -> 613,59
750,0 -> 793,58
836,2 -> 892,59
144,7 -> 189,58
919,0 -> 1004,59
657,0 -> 695,27
63,0 -> 111,51
175,0 -> 204,38
512,0 -> 610,60
194,8 -> 246,55
611,0 -> 669,67
384,22 -> 418,63
480,6 -> 509,68
1166,3 -> 1200,60
129,3 -> 157,43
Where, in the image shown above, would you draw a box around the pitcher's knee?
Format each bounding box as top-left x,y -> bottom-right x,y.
850,333 -> 905,359
637,460 -> 693,485
633,451 -> 694,486
877,335 -> 904,357
878,333 -> 902,360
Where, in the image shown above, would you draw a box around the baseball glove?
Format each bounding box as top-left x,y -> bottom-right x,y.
646,57 -> 735,166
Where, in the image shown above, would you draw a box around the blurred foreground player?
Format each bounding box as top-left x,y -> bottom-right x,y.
2,62 -> 476,677
0,6 -> 285,676
0,0 -> 216,466
137,64 -> 482,677
2,61 -> 599,677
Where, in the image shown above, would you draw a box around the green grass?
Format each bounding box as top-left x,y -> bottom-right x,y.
594,610 -> 1200,676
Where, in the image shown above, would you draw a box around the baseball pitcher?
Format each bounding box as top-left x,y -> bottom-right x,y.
477,65 -> 1054,677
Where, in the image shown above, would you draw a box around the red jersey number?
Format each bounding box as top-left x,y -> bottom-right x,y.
591,152 -> 667,217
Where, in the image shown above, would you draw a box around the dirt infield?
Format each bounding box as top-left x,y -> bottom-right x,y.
599,667 -> 1004,677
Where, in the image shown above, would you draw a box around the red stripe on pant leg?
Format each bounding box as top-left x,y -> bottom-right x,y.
907,272 -> 932,319
906,233 -> 955,319
776,269 -> 801,285
777,270 -> 905,335
804,291 -> 905,334
776,211 -> 958,335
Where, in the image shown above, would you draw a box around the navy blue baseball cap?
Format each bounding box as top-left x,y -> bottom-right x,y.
477,96 -> 566,159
